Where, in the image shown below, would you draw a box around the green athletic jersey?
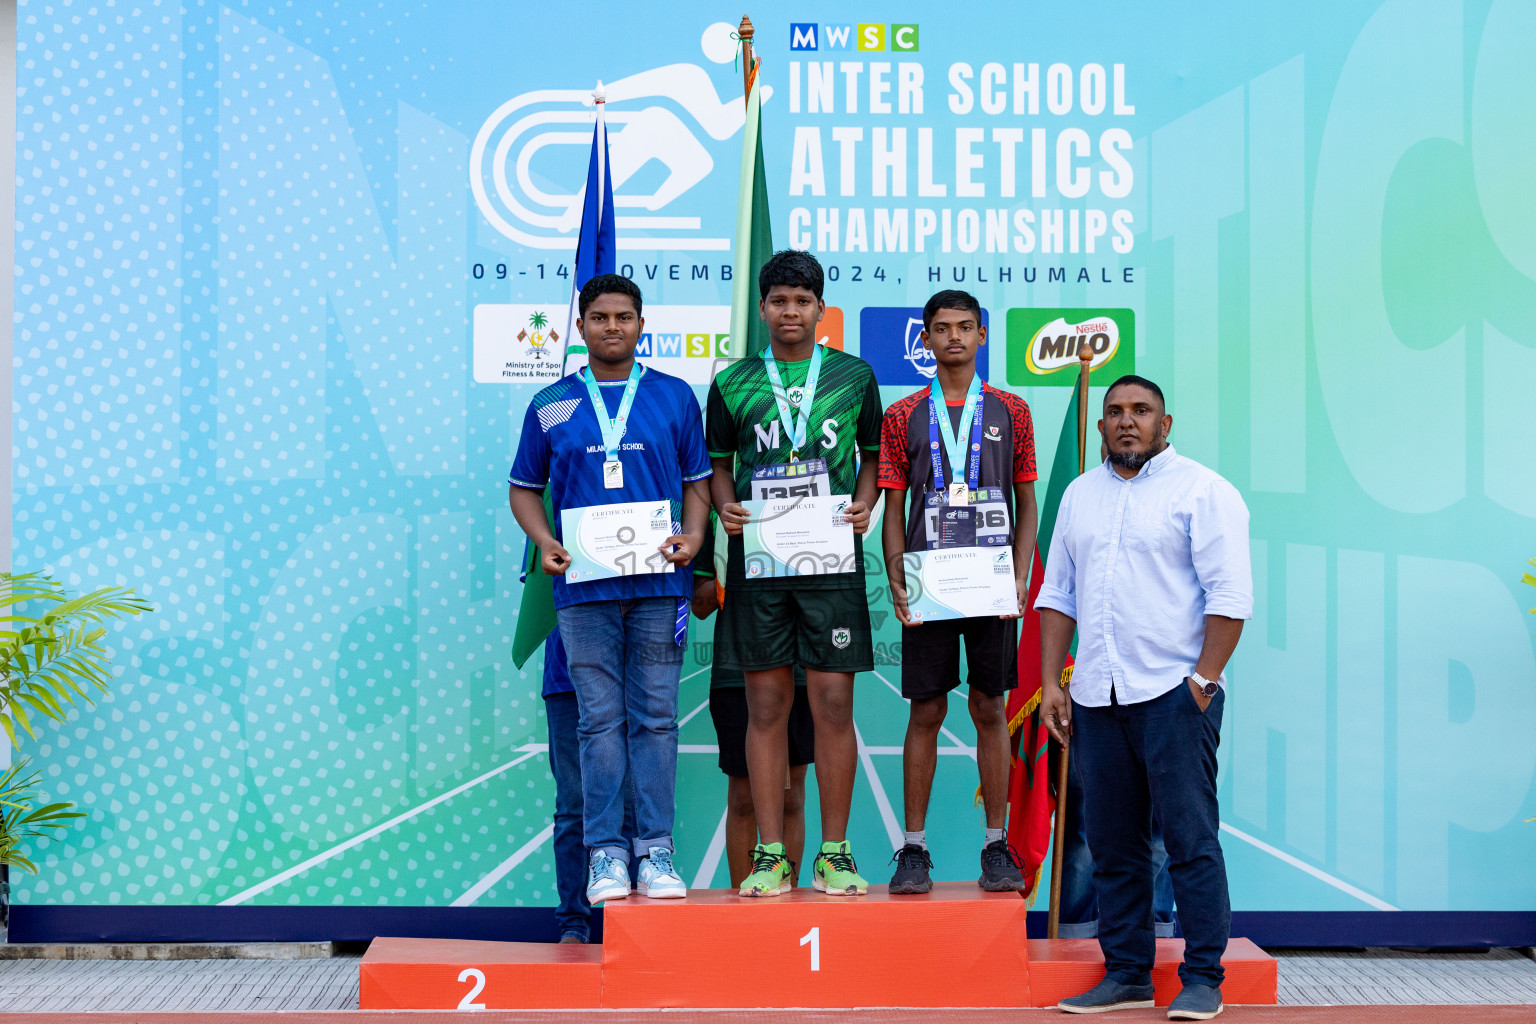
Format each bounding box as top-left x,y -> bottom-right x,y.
705,345 -> 883,589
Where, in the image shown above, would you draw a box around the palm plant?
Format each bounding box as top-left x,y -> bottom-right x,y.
0,571 -> 151,876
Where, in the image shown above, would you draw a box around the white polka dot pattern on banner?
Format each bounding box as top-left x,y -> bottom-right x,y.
11,1 -> 551,909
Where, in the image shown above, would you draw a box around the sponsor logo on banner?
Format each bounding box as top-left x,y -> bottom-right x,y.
789,23 -> 919,51
859,306 -> 990,387
474,304 -> 843,385
1005,308 -> 1135,386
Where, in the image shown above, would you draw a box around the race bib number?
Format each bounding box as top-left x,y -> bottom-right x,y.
751,458 -> 832,502
923,486 -> 1010,549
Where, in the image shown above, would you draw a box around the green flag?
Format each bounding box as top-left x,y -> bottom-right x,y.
1037,380 -> 1085,554
728,63 -> 774,358
511,490 -> 557,669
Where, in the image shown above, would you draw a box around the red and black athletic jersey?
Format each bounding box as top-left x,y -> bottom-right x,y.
877,382 -> 1037,552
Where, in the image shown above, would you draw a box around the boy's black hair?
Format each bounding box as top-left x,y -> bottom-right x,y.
1104,374 -> 1166,411
758,249 -> 825,301
578,273 -> 643,317
922,289 -> 983,330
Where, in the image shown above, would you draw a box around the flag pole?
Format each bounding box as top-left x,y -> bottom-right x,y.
1047,341 -> 1095,939
738,15 -> 756,100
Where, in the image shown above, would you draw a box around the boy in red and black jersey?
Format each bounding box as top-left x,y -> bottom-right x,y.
877,289 -> 1039,895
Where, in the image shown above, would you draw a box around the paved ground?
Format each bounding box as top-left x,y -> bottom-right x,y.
0,947 -> 1533,1010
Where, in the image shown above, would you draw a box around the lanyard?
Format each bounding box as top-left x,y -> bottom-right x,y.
580,363 -> 645,462
761,344 -> 824,459
928,375 -> 985,491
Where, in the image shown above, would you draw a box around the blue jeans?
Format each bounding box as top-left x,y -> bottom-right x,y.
1073,683 -> 1230,989
556,597 -> 682,860
544,691 -> 637,941
1058,751 -> 1177,939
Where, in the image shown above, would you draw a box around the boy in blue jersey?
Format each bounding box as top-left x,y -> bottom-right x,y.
510,274 -> 712,904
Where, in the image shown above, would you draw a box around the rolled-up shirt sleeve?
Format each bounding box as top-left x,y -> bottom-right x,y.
1190,476 -> 1253,620
1032,486 -> 1078,621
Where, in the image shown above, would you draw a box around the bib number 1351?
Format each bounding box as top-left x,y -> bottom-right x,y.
799,926 -> 820,971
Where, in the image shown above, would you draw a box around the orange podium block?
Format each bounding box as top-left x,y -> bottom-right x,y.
600,882 -> 1031,1008
1026,937 -> 1277,1007
359,936 -> 602,1010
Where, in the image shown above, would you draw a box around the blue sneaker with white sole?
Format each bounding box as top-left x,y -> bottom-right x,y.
636,846 -> 686,899
586,849 -> 631,904
1058,976 -> 1156,1013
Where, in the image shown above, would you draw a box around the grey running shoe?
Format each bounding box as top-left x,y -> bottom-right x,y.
887,843 -> 933,894
979,838 -> 1028,892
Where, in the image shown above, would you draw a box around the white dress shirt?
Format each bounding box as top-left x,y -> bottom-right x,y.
1034,445 -> 1253,708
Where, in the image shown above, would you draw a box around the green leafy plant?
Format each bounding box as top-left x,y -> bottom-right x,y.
1,571 -> 152,873
0,761 -> 82,874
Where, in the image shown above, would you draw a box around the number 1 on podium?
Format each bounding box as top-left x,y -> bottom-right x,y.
799,926 -> 820,972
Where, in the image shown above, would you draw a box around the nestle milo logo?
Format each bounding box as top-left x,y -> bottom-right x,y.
1005,308 -> 1135,386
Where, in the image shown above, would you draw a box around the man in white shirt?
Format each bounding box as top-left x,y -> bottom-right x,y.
1038,375 -> 1252,1022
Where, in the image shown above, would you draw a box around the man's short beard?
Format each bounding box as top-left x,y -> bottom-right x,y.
1107,426 -> 1168,471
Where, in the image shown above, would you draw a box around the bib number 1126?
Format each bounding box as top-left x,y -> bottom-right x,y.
799,926 -> 820,971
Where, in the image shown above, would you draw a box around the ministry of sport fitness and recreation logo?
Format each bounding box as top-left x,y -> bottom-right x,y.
859,307 -> 991,387
519,311 -> 559,360
1004,309 -> 1136,386
788,23 -> 919,52
471,22 -> 768,252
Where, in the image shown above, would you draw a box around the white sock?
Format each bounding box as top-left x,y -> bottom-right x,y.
984,827 -> 1006,847
904,830 -> 927,850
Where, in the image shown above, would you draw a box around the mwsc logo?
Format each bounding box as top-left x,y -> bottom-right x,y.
789,23 -> 919,51
1004,309 -> 1135,386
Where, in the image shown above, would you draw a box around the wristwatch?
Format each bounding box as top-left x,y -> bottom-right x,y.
1189,672 -> 1218,697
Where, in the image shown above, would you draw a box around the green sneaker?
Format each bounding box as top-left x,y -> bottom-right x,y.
813,840 -> 868,896
738,842 -> 792,897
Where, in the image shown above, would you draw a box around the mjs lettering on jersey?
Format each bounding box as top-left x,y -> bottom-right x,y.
790,23 -> 919,52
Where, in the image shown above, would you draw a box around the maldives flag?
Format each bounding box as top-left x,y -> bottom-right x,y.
1006,379 -> 1087,898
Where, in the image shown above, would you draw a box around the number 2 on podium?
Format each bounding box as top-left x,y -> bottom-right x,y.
799,926 -> 820,971
457,968 -> 486,1010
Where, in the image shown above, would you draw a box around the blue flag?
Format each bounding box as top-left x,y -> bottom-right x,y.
560,84 -> 617,374
515,85 -> 619,669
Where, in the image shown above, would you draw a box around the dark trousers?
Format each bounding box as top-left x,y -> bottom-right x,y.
544,692 -> 637,942
1072,683 -> 1230,988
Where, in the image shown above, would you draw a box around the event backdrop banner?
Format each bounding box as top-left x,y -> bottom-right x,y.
10,0 -> 1536,923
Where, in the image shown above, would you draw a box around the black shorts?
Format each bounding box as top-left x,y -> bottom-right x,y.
709,685 -> 816,778
714,585 -> 873,673
900,617 -> 1018,700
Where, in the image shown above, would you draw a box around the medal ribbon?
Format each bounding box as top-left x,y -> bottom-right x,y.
928,375 -> 985,492
761,344 -> 824,458
580,363 -> 645,462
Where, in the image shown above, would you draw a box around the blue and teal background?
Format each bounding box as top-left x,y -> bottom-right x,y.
8,0 -> 1534,942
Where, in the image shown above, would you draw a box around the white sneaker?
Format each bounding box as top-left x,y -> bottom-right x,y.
586,849 -> 631,903
636,846 -> 686,899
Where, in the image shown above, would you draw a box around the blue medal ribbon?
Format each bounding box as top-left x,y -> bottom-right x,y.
761,344 -> 824,459
580,362 -> 645,463
927,375 -> 985,493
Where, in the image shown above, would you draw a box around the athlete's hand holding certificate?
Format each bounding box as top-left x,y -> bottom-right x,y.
561,500 -> 675,582
740,495 -> 857,578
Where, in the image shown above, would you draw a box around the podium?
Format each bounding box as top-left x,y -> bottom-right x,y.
359,883 -> 1276,1010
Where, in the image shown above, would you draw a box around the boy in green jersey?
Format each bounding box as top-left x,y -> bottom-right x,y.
705,250 -> 883,898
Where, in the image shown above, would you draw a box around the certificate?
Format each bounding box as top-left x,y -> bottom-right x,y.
904,547 -> 1019,622
741,495 -> 857,579
561,500 -> 675,583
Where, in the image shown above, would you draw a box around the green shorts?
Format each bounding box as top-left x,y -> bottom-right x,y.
714,585 -> 873,674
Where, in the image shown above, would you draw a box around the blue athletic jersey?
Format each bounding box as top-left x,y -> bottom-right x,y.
510,366 -> 711,608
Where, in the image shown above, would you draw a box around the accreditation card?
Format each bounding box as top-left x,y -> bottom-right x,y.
561,500 -> 675,583
904,547 -> 1019,622
740,494 -> 856,579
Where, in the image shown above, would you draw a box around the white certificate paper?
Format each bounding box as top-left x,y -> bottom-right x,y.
561,500 -> 674,583
741,495 -> 857,579
904,547 -> 1018,622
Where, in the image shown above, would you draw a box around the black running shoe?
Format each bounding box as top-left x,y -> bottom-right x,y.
979,838 -> 1028,892
888,843 -> 933,894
